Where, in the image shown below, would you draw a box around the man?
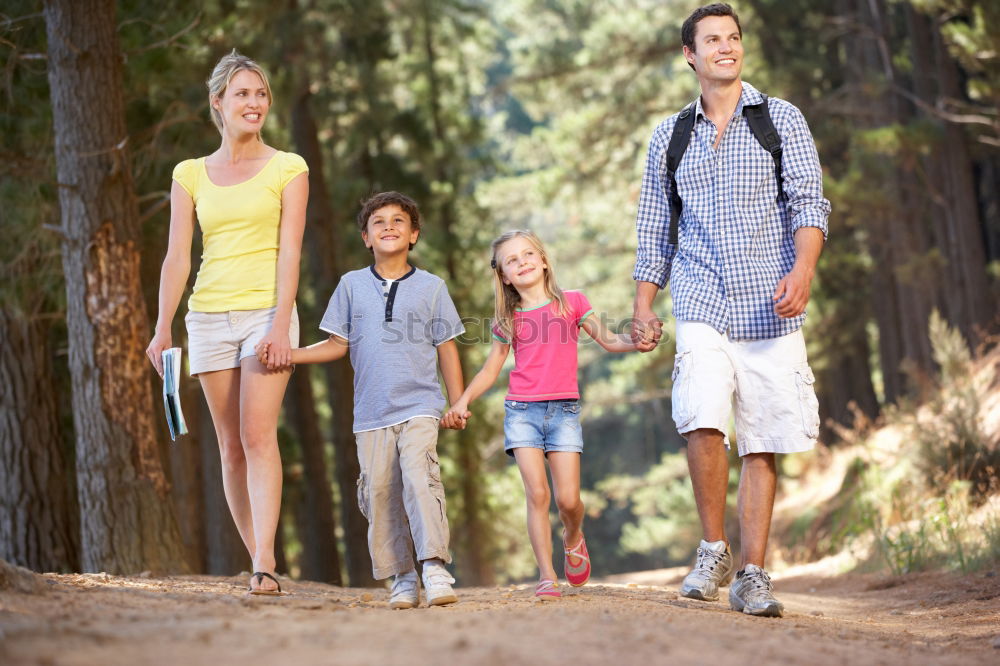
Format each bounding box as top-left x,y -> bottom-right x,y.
631,3 -> 830,617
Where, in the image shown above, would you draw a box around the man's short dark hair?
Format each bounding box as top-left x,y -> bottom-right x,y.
681,3 -> 742,52
356,191 -> 422,251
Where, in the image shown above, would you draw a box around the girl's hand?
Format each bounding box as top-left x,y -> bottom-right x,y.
259,329 -> 291,370
145,331 -> 172,378
635,337 -> 658,353
442,403 -> 471,430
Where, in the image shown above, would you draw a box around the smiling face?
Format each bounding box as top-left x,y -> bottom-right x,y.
213,69 -> 270,137
683,15 -> 743,84
496,235 -> 547,290
362,204 -> 420,257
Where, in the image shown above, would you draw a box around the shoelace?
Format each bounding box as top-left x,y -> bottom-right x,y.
692,547 -> 727,579
742,569 -> 774,596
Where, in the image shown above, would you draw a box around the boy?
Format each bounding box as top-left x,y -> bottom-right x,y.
259,191 -> 465,607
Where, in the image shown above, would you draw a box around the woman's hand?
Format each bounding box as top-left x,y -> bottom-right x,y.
146,330 -> 172,377
258,328 -> 291,370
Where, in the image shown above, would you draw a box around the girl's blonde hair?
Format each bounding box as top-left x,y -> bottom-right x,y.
491,230 -> 569,343
206,50 -> 272,140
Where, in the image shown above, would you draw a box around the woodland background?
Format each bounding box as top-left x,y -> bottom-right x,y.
1,0 -> 997,586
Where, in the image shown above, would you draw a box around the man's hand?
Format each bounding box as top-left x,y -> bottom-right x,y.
632,281 -> 663,350
772,265 -> 814,318
632,305 -> 663,349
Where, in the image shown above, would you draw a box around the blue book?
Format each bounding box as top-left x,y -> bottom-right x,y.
161,347 -> 188,441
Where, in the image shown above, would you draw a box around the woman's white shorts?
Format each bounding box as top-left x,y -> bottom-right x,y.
671,320 -> 819,457
185,306 -> 299,376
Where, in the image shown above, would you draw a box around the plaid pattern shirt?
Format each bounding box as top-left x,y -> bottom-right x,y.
633,82 -> 830,340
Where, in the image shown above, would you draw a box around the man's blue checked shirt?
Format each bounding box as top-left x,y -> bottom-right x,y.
633,82 -> 831,340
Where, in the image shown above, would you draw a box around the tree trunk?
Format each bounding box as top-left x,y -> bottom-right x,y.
285,365 -> 342,584
420,0 -> 493,585
44,0 -> 187,573
906,7 -> 994,344
837,0 -> 937,401
0,309 -> 78,572
291,85 -> 375,586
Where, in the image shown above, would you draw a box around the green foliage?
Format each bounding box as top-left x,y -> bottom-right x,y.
875,481 -> 998,574
912,310 -> 997,498
593,452 -> 736,565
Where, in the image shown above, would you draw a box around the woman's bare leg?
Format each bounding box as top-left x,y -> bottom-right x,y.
199,368 -> 255,557
239,356 -> 291,592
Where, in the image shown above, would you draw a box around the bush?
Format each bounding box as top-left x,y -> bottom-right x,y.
913,311 -> 998,500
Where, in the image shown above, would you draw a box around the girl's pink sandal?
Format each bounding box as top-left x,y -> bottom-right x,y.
563,533 -> 591,587
534,579 -> 562,600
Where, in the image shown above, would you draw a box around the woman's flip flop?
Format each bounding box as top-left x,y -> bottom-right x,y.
248,571 -> 282,596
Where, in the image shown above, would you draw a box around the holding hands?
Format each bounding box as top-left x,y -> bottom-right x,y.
441,401 -> 471,430
256,328 -> 292,370
631,305 -> 663,352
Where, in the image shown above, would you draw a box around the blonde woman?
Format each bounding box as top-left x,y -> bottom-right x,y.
146,51 -> 308,595
443,230 -> 652,599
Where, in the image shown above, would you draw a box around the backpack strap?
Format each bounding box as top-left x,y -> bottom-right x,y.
665,102 -> 697,245
742,94 -> 784,201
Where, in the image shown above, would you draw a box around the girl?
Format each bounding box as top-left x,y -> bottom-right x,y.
443,230 -> 650,599
146,51 -> 308,595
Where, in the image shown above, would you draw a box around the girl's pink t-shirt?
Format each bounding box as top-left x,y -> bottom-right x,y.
492,290 -> 594,401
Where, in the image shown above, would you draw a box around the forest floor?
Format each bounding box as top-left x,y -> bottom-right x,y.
2,557 -> 998,666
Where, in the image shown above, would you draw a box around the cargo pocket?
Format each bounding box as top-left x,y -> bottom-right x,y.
356,474 -> 371,522
671,351 -> 695,431
794,363 -> 820,439
426,449 -> 447,522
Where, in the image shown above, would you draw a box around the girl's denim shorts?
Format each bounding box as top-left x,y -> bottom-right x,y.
503,399 -> 583,457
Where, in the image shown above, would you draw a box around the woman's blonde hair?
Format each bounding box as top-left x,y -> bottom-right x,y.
206,50 -> 272,139
490,230 -> 569,343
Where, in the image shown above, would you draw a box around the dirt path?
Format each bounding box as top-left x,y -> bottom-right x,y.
2,563 -> 998,665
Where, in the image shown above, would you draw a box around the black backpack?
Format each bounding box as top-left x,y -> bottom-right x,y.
665,95 -> 784,245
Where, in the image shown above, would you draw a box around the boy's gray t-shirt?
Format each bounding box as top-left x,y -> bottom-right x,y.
319,266 -> 465,432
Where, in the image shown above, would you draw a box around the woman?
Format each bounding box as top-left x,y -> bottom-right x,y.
146,51 -> 308,595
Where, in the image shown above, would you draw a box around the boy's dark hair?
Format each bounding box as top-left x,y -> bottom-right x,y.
356,191 -> 422,252
681,3 -> 742,70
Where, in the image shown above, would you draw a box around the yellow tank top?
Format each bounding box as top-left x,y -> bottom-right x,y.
172,151 -> 308,312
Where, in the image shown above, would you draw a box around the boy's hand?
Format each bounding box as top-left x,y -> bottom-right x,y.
442,405 -> 471,430
254,341 -> 270,365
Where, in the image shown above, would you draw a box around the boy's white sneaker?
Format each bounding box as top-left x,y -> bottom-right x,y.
421,560 -> 458,606
390,570 -> 419,609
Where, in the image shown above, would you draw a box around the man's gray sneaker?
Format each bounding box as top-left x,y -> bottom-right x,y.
680,539 -> 735,601
390,570 -> 419,609
421,560 -> 458,606
729,563 -> 784,617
